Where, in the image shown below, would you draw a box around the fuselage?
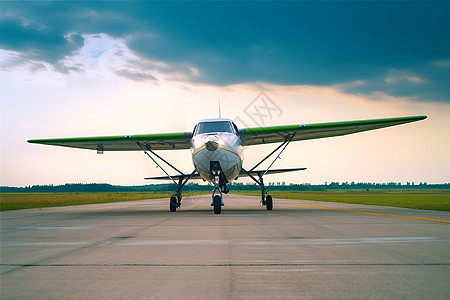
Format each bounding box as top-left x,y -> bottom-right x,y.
190,118 -> 243,183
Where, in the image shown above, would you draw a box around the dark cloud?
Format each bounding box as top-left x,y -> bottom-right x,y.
0,14 -> 76,62
1,1 -> 449,102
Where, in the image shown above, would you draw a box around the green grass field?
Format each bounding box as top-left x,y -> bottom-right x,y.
0,192 -> 172,211
1,190 -> 448,211
235,190 -> 450,211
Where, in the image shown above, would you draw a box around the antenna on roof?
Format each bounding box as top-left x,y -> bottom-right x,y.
218,98 -> 222,118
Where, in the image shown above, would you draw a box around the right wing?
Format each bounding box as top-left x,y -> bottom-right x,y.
240,167 -> 307,177
240,115 -> 427,146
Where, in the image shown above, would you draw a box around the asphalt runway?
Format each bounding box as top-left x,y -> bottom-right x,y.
1,194 -> 449,299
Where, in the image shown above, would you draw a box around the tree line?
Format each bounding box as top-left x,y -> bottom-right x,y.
1,182 -> 448,193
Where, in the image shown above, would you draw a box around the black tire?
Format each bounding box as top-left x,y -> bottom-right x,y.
266,195 -> 273,211
170,196 -> 177,212
213,195 -> 222,214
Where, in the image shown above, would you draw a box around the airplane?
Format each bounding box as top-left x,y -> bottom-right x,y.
28,114 -> 427,214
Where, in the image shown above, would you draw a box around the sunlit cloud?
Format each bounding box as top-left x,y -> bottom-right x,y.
61,33 -> 167,81
406,76 -> 425,83
384,69 -> 426,84
190,67 -> 200,77
0,49 -> 50,73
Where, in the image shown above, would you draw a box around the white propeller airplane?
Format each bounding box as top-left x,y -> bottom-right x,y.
29,114 -> 426,214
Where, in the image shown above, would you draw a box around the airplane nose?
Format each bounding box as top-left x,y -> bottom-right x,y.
205,140 -> 219,151
205,136 -> 219,151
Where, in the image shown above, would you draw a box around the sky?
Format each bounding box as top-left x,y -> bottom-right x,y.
1,0 -> 449,186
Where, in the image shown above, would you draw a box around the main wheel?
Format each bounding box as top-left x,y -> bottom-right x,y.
213,195 -> 222,214
266,195 -> 273,211
170,196 -> 177,212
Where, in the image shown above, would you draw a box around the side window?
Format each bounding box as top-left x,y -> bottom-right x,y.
193,125 -> 198,135
232,122 -> 239,136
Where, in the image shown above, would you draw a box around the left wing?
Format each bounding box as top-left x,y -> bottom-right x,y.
240,115 -> 427,146
28,132 -> 193,151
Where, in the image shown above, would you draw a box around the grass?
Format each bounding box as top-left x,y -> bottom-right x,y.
0,192 -> 172,211
235,190 -> 450,211
1,190 -> 449,211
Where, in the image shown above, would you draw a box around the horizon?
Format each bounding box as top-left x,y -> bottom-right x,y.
3,181 -> 449,189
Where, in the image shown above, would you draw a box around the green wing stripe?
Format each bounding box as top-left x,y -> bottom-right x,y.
28,132 -> 192,151
243,125 -> 301,135
28,132 -> 188,143
241,115 -> 427,146
302,115 -> 427,130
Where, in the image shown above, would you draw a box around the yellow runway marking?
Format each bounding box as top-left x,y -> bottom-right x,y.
289,202 -> 450,224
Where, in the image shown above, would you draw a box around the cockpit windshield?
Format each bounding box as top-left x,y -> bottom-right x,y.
196,121 -> 234,135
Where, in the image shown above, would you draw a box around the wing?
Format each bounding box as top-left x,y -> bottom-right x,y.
28,132 -> 193,151
145,173 -> 203,180
240,167 -> 307,177
145,168 -> 306,180
240,115 -> 427,146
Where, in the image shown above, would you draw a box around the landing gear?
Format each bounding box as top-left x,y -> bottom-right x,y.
242,169 -> 274,211
266,195 -> 273,211
167,175 -> 194,213
170,196 -> 177,212
241,134 -> 297,211
213,195 -> 222,214
210,161 -> 227,214
137,142 -> 197,213
211,186 -> 223,214
170,177 -> 184,212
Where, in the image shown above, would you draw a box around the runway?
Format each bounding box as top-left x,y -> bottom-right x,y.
1,194 -> 449,299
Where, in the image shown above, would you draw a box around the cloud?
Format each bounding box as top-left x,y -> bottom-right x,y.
115,69 -> 158,81
190,67 -> 200,77
332,80 -> 366,91
61,33 -> 198,82
1,33 -> 198,83
406,76 -> 425,83
0,49 -> 52,73
0,12 -> 78,65
384,69 -> 426,84
431,58 -> 450,68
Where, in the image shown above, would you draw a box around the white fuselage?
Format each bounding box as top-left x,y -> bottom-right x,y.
190,120 -> 243,183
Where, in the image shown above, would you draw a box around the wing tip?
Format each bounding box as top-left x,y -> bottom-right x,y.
27,139 -> 42,144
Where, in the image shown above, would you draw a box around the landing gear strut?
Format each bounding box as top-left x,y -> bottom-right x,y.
210,161 -> 228,214
243,170 -> 273,211
242,133 -> 296,211
167,172 -> 197,212
137,142 -> 196,213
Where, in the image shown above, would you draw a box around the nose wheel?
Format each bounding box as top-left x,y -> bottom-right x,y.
213,195 -> 222,214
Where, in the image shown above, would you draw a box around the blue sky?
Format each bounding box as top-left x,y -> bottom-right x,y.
1,1 -> 449,186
